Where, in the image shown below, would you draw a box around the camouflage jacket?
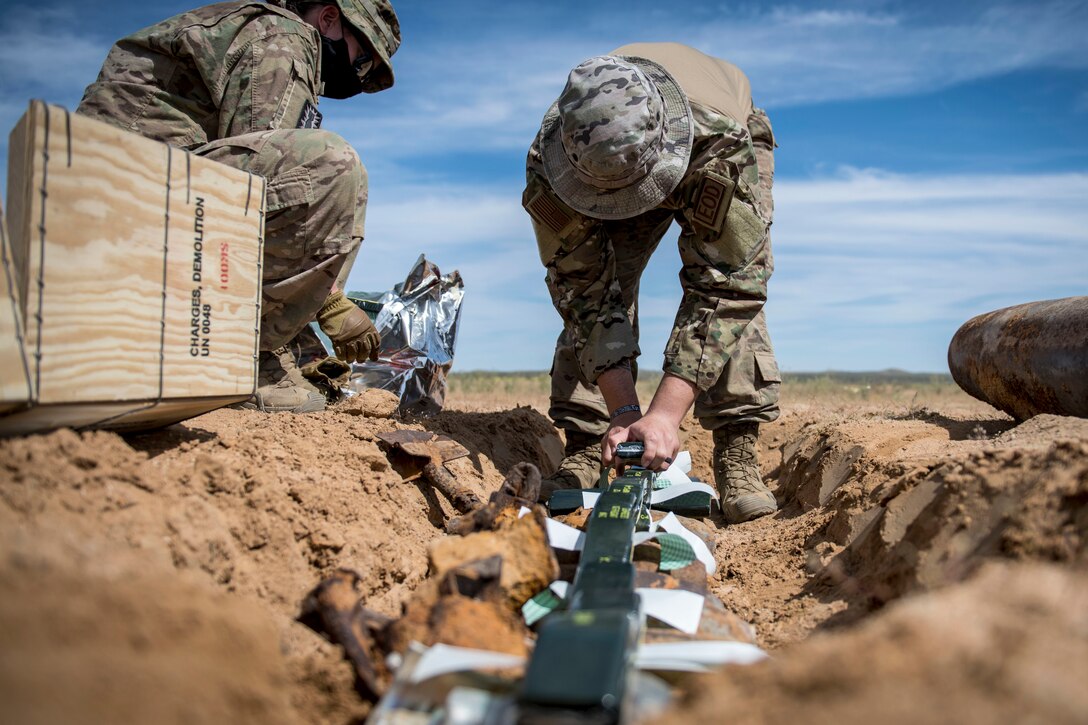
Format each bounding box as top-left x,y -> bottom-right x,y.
77,1 -> 321,149
524,53 -> 776,392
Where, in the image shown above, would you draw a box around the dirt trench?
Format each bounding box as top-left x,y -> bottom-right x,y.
671,407 -> 1088,724
0,394 -> 1086,724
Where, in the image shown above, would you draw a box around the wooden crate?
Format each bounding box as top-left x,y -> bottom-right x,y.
0,101 -> 264,435
0,199 -> 31,414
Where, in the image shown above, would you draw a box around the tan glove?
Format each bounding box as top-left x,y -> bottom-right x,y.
316,291 -> 381,363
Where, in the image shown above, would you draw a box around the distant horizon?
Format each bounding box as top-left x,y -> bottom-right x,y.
1,0 -> 1085,372
447,367 -> 956,378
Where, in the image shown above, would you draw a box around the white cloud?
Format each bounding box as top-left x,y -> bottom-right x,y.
3,1 -> 1086,169
766,168 -> 1088,369
0,7 -> 106,94
775,168 -> 1088,250
350,168 -> 1087,372
327,0 -> 1088,166
767,8 -> 900,28
683,4 -> 1087,108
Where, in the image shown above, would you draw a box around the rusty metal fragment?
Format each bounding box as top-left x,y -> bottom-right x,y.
446,462 -> 543,535
376,430 -> 470,468
430,508 -> 559,610
376,430 -> 484,513
297,569 -> 392,702
634,560 -> 708,596
948,297 -> 1088,420
384,557 -> 531,658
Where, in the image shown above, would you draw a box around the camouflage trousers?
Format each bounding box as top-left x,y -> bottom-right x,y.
197,128 -> 366,351
549,292 -> 781,438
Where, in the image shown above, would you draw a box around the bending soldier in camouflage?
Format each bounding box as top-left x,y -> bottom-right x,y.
524,43 -> 781,524
77,0 -> 400,413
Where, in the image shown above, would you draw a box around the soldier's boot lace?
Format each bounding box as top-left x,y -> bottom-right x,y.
713,423 -> 777,524
241,346 -> 327,414
539,430 -> 603,502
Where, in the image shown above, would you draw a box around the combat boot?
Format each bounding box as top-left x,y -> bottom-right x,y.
539,430 -> 603,501
241,346 -> 326,414
713,423 -> 777,524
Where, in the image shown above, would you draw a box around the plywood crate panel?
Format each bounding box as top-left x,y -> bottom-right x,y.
0,199 -> 31,414
0,101 -> 264,435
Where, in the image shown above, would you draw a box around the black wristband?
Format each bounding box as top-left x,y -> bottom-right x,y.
610,404 -> 641,420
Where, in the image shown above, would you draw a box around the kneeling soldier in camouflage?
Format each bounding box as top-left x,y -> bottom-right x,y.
524,43 -> 781,524
77,0 -> 400,413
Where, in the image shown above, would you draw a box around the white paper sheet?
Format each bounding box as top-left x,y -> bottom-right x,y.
409,644 -> 526,684
636,640 -> 768,672
581,491 -> 601,510
637,588 -> 705,635
544,517 -> 586,551
635,640 -> 765,666
632,514 -> 716,576
655,450 -> 693,487
650,481 -> 718,505
549,580 -> 570,599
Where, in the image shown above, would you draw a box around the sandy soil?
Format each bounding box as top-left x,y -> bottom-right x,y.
0,389 -> 1085,723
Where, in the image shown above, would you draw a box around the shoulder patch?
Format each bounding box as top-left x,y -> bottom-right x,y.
526,186 -> 575,235
298,101 -> 322,129
692,171 -> 736,232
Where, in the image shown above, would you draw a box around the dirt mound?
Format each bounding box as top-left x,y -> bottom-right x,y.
427,406 -> 564,477
837,438 -> 1087,606
674,407 -> 1088,722
0,404 -> 562,723
0,528 -> 294,725
763,411 -> 1087,615
0,399 -> 1085,722
667,561 -> 1088,725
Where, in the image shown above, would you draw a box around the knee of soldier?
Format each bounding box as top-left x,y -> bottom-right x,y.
315,130 -> 367,193
291,129 -> 368,203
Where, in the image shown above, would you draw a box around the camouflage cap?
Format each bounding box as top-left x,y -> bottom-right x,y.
334,0 -> 401,92
540,55 -> 693,220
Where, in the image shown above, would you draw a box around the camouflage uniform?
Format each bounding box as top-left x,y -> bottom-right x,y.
524,43 -> 781,437
76,0 -> 366,351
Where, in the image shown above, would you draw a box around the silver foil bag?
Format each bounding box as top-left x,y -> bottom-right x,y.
346,255 -> 464,416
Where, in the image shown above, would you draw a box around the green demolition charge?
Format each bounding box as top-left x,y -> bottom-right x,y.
520,440 -> 653,723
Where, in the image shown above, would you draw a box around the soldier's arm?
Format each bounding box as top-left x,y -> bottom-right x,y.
523,169 -> 637,384
602,370 -> 696,470
183,17 -> 321,138
747,106 -> 777,223
664,108 -> 773,392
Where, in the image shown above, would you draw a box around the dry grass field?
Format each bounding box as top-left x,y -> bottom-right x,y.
447,369 -> 975,412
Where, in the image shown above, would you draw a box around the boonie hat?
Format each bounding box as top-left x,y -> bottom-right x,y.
539,55 -> 694,220
334,0 -> 401,92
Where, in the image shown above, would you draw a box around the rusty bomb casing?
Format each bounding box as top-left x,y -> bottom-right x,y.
948,296 -> 1088,421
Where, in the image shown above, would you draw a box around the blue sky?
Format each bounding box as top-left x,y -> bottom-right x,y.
1,0 -> 1086,373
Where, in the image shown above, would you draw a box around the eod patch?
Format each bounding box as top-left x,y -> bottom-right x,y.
692,171 -> 736,233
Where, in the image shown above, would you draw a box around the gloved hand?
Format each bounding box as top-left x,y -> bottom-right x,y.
316,290 -> 381,363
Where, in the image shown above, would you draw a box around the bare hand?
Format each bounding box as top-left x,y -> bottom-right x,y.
602,410 -> 642,467
601,411 -> 680,472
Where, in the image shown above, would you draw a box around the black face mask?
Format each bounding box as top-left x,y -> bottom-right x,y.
319,33 -> 372,99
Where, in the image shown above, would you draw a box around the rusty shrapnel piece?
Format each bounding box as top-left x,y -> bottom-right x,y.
376,430 -> 484,514
298,569 -> 392,702
948,296 -> 1088,420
